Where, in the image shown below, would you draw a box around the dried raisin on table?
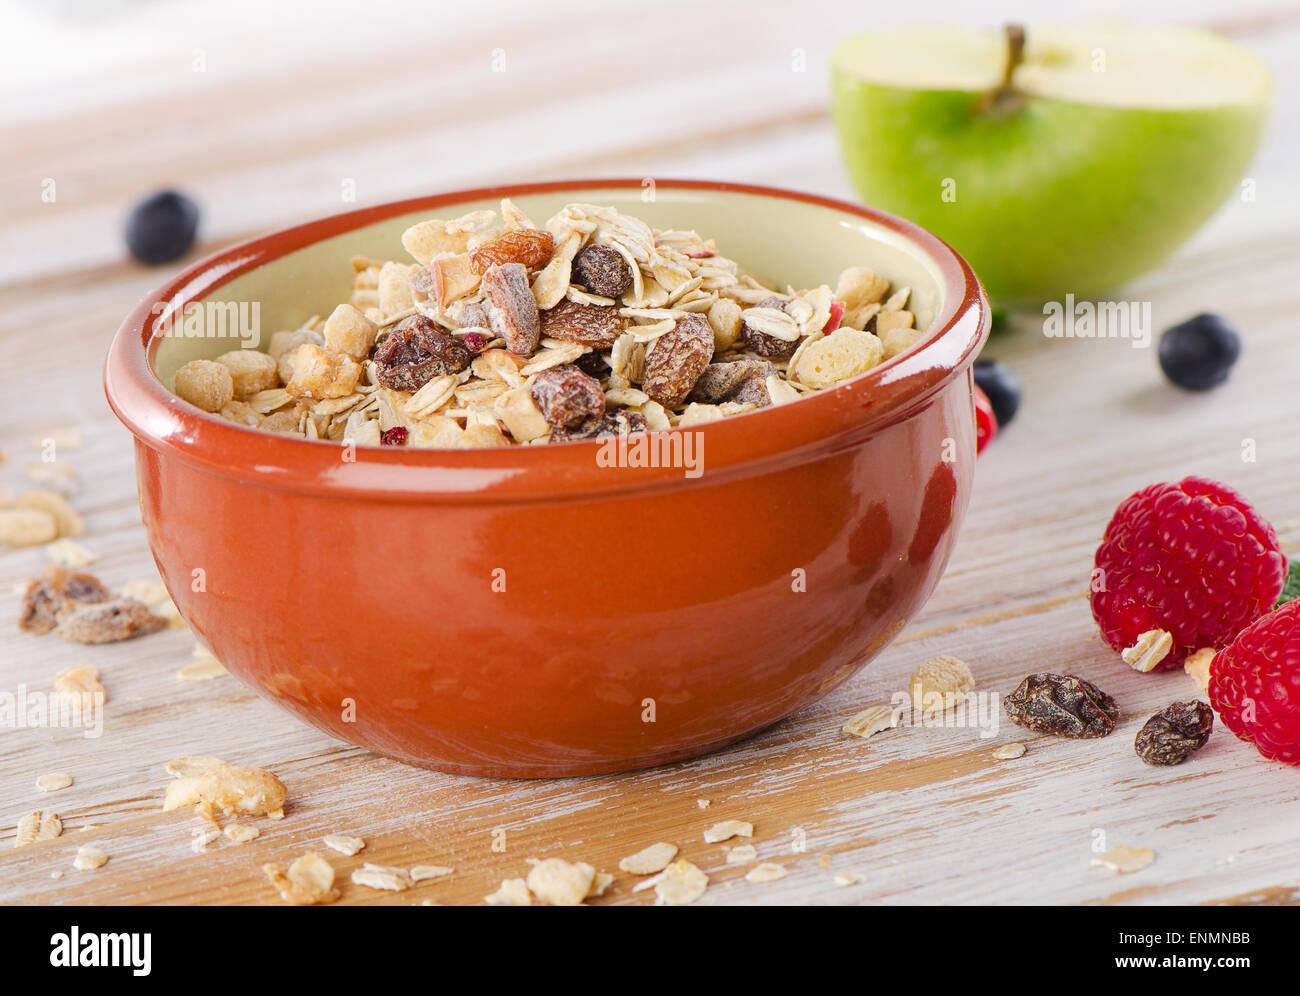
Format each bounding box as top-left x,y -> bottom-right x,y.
529,364 -> 605,428
687,358 -> 772,405
480,263 -> 541,355
56,598 -> 167,645
742,296 -> 800,360
571,244 -> 632,299
1134,700 -> 1213,766
1003,672 -> 1119,739
470,229 -> 555,274
372,315 -> 471,391
642,314 -> 714,408
19,566 -> 110,635
540,299 -> 623,347
551,410 -> 648,442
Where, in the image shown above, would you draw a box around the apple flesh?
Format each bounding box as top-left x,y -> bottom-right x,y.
832,25 -> 1272,304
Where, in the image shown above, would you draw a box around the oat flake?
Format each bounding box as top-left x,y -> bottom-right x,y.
745,862 -> 786,883
36,772 -> 73,793
703,820 -> 753,844
1092,846 -> 1155,874
322,834 -> 366,857
619,842 -> 678,875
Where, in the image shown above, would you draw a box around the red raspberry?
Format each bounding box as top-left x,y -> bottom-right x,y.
973,384 -> 997,454
1091,477 -> 1286,669
1209,600 -> 1300,765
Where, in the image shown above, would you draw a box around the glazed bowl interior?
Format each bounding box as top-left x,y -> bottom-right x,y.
151,186 -> 946,385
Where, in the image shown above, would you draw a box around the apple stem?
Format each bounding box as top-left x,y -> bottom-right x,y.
980,23 -> 1027,113
1000,24 -> 1025,90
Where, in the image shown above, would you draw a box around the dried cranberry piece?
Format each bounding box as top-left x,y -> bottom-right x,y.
463,332 -> 488,353
571,244 -> 632,299
529,363 -> 605,428
372,315 -> 471,391
381,426 -> 408,446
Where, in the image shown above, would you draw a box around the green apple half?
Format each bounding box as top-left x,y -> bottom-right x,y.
832,24 -> 1272,304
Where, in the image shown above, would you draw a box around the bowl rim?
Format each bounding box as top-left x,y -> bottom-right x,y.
105,178 -> 988,502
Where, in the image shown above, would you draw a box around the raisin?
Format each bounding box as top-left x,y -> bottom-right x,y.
1003,673 -> 1119,739
480,263 -> 541,355
540,299 -> 623,347
688,358 -> 772,404
470,229 -> 555,274
742,296 -> 799,360
571,244 -> 632,299
575,351 -> 608,378
19,567 -> 110,635
529,364 -> 605,428
380,426 -> 408,446
57,598 -> 167,645
551,410 -> 648,442
642,314 -> 714,408
1134,701 -> 1213,766
372,315 -> 471,391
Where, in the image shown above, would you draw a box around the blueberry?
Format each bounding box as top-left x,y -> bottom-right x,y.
125,190 -> 199,265
1158,314 -> 1241,391
973,358 -> 1021,428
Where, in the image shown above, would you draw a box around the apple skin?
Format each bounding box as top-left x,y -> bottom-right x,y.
832,73 -> 1268,304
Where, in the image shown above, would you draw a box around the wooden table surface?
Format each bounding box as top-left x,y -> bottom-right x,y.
3,0 -> 1299,906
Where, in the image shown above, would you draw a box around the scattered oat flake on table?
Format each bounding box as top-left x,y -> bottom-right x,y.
177,657 -> 227,681
162,756 -> 287,819
704,820 -> 753,843
23,462 -> 78,492
485,878 -> 532,906
224,825 -> 260,844
45,539 -> 96,567
264,852 -> 338,905
1092,846 -> 1155,874
842,704 -> 901,739
725,844 -> 757,866
53,665 -> 104,700
410,865 -> 454,883
525,857 -> 597,906
618,842 -> 678,875
352,863 -> 413,892
30,427 -> 83,451
191,827 -> 220,853
1184,648 -> 1215,694
992,742 -> 1027,760
745,862 -> 787,884
909,654 -> 976,712
36,772 -> 73,793
649,859 -> 709,906
73,845 -> 108,871
696,799 -> 710,809
587,871 -> 615,899
14,810 -> 62,848
323,834 -> 366,857
833,872 -> 863,887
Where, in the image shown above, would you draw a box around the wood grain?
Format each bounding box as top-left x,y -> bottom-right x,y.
3,0 -> 1300,906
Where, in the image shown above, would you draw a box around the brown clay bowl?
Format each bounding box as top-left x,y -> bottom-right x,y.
105,179 -> 989,777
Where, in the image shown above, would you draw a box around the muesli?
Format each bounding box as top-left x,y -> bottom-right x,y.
170,201 -> 922,448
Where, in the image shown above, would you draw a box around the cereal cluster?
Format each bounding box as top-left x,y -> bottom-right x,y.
171,200 -> 922,447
